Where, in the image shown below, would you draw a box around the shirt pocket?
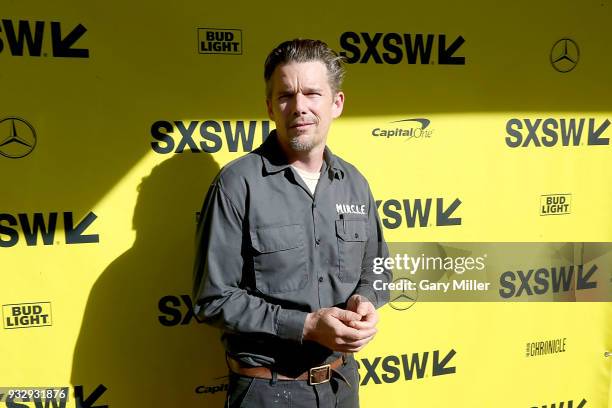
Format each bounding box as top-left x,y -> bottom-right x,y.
335,218 -> 367,283
250,224 -> 309,295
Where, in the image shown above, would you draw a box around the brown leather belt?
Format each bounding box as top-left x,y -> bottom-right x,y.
227,355 -> 345,385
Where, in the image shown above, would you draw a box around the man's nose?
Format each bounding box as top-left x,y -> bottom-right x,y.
292,93 -> 308,115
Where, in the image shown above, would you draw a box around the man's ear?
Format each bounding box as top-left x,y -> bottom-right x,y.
266,98 -> 274,121
332,91 -> 345,119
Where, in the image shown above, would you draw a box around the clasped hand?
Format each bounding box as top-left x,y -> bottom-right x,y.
303,295 -> 379,353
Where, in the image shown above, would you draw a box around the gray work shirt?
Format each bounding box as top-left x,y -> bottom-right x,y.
193,131 -> 391,373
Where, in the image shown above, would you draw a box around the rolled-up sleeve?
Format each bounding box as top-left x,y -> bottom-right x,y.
352,187 -> 392,308
192,177 -> 307,343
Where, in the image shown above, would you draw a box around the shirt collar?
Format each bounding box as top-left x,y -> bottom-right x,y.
258,130 -> 345,180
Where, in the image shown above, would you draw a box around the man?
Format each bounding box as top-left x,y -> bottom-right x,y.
193,39 -> 391,408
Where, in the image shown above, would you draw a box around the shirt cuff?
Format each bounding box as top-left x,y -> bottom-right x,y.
276,308 -> 308,343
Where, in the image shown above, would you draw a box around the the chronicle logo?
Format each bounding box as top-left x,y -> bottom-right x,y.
531,398 -> 586,408
550,38 -> 579,73
505,118 -> 610,147
372,118 -> 433,140
540,194 -> 571,216
0,19 -> 89,58
358,349 -> 456,385
3,302 -> 52,329
198,28 -> 242,55
0,117 -> 36,158
525,337 -> 567,358
376,198 -> 462,228
151,120 -> 271,153
339,32 -> 465,65
0,212 -> 99,247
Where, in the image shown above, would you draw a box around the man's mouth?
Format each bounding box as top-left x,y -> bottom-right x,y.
290,122 -> 314,129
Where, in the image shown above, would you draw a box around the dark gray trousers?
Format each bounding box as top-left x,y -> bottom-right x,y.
226,356 -> 360,408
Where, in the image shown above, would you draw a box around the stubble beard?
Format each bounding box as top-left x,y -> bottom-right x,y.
288,133 -> 318,152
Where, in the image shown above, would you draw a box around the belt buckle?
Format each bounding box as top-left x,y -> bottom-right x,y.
308,364 -> 331,385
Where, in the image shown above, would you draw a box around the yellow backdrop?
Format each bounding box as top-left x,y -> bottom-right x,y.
1,0 -> 610,407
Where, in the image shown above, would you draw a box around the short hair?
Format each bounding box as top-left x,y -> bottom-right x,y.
264,39 -> 346,99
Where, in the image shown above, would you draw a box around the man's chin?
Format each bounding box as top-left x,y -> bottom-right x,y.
288,137 -> 315,152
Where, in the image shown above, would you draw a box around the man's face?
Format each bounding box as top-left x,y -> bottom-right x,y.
266,61 -> 344,153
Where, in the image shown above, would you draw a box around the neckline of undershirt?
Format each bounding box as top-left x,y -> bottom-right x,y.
291,165 -> 321,180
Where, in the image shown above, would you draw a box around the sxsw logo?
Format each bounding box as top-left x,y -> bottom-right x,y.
0,19 -> 89,58
0,212 -> 99,247
505,118 -> 610,147
531,398 -> 587,408
376,198 -> 462,228
198,28 -> 242,54
358,349 -> 456,385
540,194 -> 571,216
158,294 -> 205,326
0,385 -> 108,408
151,120 -> 271,153
339,32 -> 465,65
3,302 -> 52,329
499,264 -> 597,298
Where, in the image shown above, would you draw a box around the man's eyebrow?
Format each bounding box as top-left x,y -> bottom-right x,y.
303,87 -> 323,93
277,89 -> 295,96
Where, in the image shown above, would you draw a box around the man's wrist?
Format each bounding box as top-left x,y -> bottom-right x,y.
302,312 -> 315,341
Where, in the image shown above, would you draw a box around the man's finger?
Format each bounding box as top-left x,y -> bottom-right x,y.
338,335 -> 376,352
347,318 -> 377,330
344,334 -> 375,348
330,307 -> 362,322
355,301 -> 375,316
338,326 -> 377,342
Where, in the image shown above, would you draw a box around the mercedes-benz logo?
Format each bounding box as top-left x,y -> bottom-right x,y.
0,117 -> 37,158
550,39 -> 579,73
389,277 -> 418,311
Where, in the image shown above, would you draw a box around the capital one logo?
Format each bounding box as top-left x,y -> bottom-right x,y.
0,19 -> 89,58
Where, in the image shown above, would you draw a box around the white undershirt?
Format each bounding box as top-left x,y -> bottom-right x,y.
291,165 -> 321,195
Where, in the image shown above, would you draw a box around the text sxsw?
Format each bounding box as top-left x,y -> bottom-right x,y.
506,118 -> 610,147
150,120 -> 270,154
359,349 -> 456,385
499,264 -> 598,298
0,212 -> 99,247
0,19 -> 88,58
339,32 -> 465,65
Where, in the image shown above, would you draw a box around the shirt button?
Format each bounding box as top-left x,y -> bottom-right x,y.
318,277 -> 324,283
315,238 -> 321,246
354,233 -> 359,238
